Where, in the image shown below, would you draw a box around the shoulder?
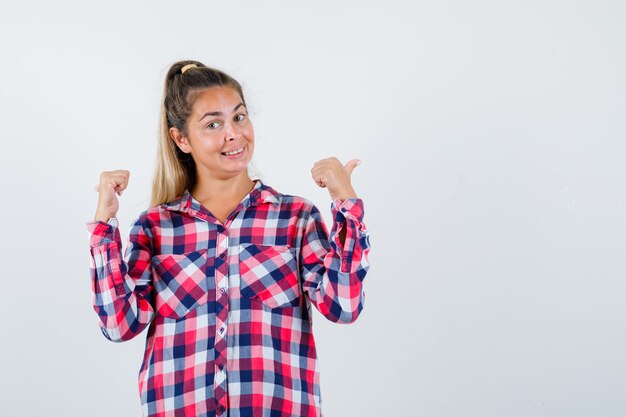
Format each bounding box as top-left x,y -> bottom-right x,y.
276,193 -> 314,208
131,202 -> 174,231
127,207 -> 154,232
273,193 -> 325,226
267,186 -> 318,215
260,184 -> 324,225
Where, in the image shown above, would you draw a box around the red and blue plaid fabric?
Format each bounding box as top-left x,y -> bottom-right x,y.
86,178 -> 371,417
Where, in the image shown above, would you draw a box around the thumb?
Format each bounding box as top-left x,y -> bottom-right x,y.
344,159 -> 361,176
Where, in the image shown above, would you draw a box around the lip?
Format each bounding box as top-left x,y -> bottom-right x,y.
221,144 -> 246,159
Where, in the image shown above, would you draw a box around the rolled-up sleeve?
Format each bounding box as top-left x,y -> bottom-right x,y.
298,198 -> 371,324
86,212 -> 155,342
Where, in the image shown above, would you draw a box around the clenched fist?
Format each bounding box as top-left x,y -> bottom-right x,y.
311,157 -> 360,202
93,170 -> 130,222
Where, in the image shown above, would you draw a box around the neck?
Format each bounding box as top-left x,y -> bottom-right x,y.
190,171 -> 255,204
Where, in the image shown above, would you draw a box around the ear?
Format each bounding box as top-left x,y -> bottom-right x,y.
169,127 -> 192,153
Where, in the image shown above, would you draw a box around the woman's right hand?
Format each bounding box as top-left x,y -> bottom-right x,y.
93,170 -> 130,222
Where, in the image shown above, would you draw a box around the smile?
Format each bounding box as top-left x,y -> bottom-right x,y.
221,146 -> 245,156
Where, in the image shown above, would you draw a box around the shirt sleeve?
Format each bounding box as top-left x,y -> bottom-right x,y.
86,212 -> 155,342
298,198 -> 371,324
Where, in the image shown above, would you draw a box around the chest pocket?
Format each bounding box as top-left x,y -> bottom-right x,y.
238,243 -> 301,309
151,248 -> 214,319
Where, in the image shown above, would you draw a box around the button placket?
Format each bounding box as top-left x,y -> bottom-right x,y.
216,235 -> 229,297
213,228 -> 230,415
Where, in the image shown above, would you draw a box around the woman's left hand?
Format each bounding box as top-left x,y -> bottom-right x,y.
311,157 -> 361,201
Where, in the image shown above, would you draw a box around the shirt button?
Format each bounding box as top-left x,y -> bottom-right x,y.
218,363 -> 224,370
219,251 -> 226,259
217,404 -> 225,413
220,287 -> 227,294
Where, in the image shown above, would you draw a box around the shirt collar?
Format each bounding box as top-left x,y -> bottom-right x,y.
161,178 -> 280,214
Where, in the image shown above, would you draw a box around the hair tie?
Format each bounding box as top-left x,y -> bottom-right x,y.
181,63 -> 198,74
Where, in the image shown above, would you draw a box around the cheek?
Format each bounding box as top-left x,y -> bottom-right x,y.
197,135 -> 223,152
244,123 -> 255,138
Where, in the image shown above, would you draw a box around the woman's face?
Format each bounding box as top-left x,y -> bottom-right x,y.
172,85 -> 254,180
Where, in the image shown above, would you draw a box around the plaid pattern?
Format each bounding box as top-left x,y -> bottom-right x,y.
86,178 -> 371,417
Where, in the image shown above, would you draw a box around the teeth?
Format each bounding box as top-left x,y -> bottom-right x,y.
223,147 -> 244,156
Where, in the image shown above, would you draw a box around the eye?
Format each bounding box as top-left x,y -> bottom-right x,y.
235,113 -> 247,122
207,121 -> 221,129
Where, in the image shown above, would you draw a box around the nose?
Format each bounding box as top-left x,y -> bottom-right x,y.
223,119 -> 238,141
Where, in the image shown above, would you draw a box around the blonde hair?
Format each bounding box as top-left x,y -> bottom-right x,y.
150,60 -> 249,207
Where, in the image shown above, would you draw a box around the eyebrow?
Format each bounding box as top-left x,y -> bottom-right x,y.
198,103 -> 246,122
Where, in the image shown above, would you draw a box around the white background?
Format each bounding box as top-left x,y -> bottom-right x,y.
1,1 -> 625,416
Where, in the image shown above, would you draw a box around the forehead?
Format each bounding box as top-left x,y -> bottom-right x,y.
191,86 -> 243,114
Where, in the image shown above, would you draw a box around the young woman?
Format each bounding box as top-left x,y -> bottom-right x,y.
86,60 -> 371,417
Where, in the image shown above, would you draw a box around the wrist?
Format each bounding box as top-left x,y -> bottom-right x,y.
333,193 -> 358,202
94,210 -> 115,223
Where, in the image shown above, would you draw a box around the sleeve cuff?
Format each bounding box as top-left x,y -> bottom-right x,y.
86,217 -> 119,247
331,198 -> 364,223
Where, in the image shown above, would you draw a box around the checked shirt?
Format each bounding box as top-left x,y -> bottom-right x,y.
86,178 -> 371,417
